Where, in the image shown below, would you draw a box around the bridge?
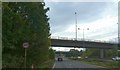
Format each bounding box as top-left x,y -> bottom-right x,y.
50,36 -> 118,58
51,36 -> 118,49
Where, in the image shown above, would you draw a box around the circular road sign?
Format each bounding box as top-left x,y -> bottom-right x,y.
23,42 -> 29,48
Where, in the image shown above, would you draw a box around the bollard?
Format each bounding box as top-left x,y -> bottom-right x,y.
31,64 -> 34,70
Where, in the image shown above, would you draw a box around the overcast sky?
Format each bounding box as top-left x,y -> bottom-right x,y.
44,0 -> 119,51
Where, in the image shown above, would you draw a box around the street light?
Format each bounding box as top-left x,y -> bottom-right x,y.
74,12 -> 78,50
78,28 -> 89,48
75,12 -> 77,41
116,23 -> 119,49
74,12 -> 89,48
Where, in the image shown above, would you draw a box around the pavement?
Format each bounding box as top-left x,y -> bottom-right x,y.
52,57 -> 111,70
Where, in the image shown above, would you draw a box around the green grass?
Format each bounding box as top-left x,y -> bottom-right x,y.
79,59 -> 119,68
39,59 -> 55,68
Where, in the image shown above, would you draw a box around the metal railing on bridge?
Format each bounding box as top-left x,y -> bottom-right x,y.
50,36 -> 118,44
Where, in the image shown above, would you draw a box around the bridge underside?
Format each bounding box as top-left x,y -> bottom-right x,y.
51,39 -> 117,49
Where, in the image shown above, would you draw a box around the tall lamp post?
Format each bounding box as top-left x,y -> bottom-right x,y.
117,23 -> 120,56
74,12 -> 89,48
75,12 -> 77,41
116,23 -> 120,53
74,12 -> 78,49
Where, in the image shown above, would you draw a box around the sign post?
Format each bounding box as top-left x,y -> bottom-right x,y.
23,42 -> 29,68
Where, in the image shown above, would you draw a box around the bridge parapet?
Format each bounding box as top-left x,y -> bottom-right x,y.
50,36 -> 118,44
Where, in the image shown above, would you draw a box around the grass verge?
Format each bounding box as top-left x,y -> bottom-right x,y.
39,59 -> 55,68
79,59 -> 119,68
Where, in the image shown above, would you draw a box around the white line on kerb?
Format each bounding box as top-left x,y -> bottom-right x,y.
52,62 -> 56,70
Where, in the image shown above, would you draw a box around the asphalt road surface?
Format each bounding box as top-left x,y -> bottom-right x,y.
52,57 -> 106,70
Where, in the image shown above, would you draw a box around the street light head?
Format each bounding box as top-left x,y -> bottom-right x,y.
87,28 -> 89,30
75,12 -> 77,14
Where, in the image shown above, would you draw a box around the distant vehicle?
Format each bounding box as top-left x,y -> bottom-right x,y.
57,57 -> 63,61
112,56 -> 120,61
57,53 -> 63,61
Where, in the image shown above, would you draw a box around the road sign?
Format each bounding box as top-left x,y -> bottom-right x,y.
23,42 -> 29,48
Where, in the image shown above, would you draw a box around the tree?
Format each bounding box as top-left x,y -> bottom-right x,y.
81,48 -> 101,58
66,49 -> 80,57
2,2 -> 52,68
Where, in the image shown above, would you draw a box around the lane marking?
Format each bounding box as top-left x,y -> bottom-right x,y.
52,61 -> 56,70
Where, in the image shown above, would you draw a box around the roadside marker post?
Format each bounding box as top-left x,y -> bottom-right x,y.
23,42 -> 29,68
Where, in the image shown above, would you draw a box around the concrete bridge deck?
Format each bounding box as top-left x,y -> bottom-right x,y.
51,38 -> 118,49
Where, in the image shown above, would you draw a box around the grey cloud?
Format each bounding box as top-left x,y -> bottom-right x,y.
88,30 -> 118,40
47,2 -> 107,24
46,2 -> 108,33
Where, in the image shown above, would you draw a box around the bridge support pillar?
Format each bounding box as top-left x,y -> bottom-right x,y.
100,49 -> 104,59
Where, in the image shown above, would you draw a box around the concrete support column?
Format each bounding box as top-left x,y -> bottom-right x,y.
100,49 -> 104,59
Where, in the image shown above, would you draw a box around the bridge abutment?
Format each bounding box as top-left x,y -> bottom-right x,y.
100,49 -> 104,59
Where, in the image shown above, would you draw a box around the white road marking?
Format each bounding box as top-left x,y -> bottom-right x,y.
52,62 -> 56,70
